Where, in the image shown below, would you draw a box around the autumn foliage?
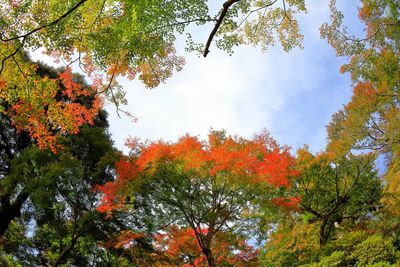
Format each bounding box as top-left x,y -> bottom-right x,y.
96,131 -> 298,214
102,230 -> 145,250
95,131 -> 298,266
1,64 -> 101,153
95,157 -> 138,213
154,225 -> 258,266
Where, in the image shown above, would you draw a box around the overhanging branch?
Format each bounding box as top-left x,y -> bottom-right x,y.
203,0 -> 241,57
1,0 -> 88,42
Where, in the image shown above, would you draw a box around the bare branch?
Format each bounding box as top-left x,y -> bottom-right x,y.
332,19 -> 400,45
98,66 -> 117,94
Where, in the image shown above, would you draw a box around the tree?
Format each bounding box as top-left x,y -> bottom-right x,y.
0,114 -> 33,236
321,0 -> 399,154
0,108 -> 156,266
321,0 -> 400,219
0,62 -> 104,236
293,147 -> 381,245
0,63 -> 154,265
0,0 -> 306,149
260,148 -> 383,265
96,130 -> 299,266
260,216 -> 320,267
261,3 -> 399,264
153,225 -> 258,266
0,109 -> 122,265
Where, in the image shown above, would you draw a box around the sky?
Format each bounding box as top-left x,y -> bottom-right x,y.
105,1 -> 361,154
30,0 -> 361,154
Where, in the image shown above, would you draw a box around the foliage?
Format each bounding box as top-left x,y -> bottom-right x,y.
350,235 -> 397,266
1,1 -> 399,266
322,0 -> 400,222
260,219 -> 320,266
153,225 -> 258,266
294,147 -> 382,245
0,57 -> 101,152
311,251 -> 346,267
301,232 -> 399,267
0,99 -> 146,265
97,130 -> 298,266
0,0 -> 306,149
263,223 -> 400,267
261,144 -> 385,266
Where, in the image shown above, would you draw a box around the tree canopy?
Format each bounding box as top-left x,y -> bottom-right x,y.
1,0 -> 400,266
0,0 -> 306,151
96,130 -> 298,266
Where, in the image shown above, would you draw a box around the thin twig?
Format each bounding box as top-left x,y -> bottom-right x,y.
1,0 -> 88,42
236,0 -> 278,30
150,18 -> 218,33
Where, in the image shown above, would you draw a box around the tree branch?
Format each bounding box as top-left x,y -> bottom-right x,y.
150,18 -> 218,33
1,0 -> 88,42
0,38 -> 25,75
236,0 -> 278,30
203,0 -> 241,57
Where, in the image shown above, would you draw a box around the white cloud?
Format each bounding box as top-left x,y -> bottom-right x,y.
30,0 -> 358,154
108,0 -> 353,153
107,47 -> 278,151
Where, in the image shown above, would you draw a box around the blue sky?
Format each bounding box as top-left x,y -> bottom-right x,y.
106,1 -> 360,154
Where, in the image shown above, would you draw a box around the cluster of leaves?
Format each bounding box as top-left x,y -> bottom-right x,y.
153,225 -> 258,266
0,59 -> 101,152
97,131 -> 297,212
262,225 -> 400,266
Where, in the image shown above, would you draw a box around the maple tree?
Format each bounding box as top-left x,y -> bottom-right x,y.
153,225 -> 258,266
0,63 -> 103,236
96,130 -> 298,266
0,0 -> 306,150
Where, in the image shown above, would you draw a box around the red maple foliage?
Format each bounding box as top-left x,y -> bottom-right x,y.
154,225 -> 258,267
7,67 -> 101,153
96,130 -> 299,215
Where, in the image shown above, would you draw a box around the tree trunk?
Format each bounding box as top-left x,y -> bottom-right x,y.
0,191 -> 29,236
319,217 -> 335,246
203,248 -> 216,267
